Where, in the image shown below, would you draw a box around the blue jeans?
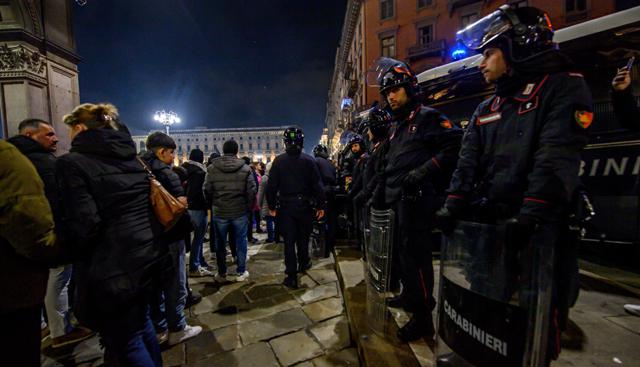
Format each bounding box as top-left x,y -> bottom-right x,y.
101,314 -> 162,367
150,240 -> 187,333
266,215 -> 276,241
44,264 -> 73,338
213,215 -> 248,275
189,210 -> 209,271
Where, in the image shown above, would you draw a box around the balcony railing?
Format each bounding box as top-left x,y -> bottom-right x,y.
407,39 -> 446,59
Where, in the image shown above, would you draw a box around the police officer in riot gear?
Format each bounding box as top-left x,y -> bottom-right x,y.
368,57 -> 463,342
436,5 -> 593,364
267,127 -> 325,289
347,134 -> 368,241
313,144 -> 338,257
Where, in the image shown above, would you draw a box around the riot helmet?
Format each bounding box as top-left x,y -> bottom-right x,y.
366,57 -> 419,96
283,127 -> 304,149
348,134 -> 365,155
313,144 -> 329,158
356,107 -> 392,140
456,5 -> 555,63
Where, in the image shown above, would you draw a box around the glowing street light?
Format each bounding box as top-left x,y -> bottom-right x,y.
153,110 -> 180,135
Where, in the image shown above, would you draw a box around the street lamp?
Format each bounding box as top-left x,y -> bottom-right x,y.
153,110 -> 180,135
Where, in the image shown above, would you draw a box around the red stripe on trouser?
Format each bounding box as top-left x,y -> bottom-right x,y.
418,269 -> 428,301
553,308 -> 560,357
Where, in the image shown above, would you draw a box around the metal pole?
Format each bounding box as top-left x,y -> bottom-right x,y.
165,124 -> 170,135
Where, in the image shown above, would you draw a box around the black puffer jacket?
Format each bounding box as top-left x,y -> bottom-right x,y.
203,155 -> 256,219
56,128 -> 171,331
7,135 -> 60,217
183,161 -> 208,210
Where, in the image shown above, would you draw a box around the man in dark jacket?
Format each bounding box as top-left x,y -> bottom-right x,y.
313,144 -> 337,257
8,119 -> 94,348
370,56 -> 462,342
0,140 -> 58,366
204,140 -> 256,282
267,127 -> 325,289
183,149 -> 212,276
142,132 -> 202,346
438,6 -> 593,364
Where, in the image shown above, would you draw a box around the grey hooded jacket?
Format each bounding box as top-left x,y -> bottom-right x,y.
203,155 -> 256,219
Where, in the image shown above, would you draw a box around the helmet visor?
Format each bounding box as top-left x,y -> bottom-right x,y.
366,57 -> 401,87
456,9 -> 512,50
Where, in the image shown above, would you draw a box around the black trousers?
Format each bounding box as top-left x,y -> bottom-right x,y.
0,304 -> 42,367
396,197 -> 437,318
278,200 -> 314,276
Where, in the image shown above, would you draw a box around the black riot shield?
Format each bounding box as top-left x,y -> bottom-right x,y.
309,219 -> 326,259
364,208 -> 395,335
435,221 -> 554,367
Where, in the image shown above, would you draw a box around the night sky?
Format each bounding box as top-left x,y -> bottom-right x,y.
73,0 -> 346,145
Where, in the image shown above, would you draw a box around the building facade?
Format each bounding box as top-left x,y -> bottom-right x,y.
325,0 -> 624,154
0,0 -> 80,153
132,126 -> 289,164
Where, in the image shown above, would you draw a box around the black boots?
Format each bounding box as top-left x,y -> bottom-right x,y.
386,295 -> 406,309
397,314 -> 435,342
282,275 -> 298,289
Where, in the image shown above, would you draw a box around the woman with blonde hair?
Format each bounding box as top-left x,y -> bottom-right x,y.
56,103 -> 170,366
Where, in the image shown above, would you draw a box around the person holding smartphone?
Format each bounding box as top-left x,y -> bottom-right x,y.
611,57 -> 638,130
612,58 -> 640,317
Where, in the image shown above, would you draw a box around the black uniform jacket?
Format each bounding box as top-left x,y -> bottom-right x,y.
384,105 -> 462,203
266,150 -> 326,210
448,72 -> 593,221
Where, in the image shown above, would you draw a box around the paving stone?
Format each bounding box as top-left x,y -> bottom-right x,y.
238,297 -> 300,323
190,341 -> 279,367
605,315 -> 640,335
162,343 -> 185,367
309,315 -> 351,352
296,282 -> 339,304
302,297 -> 344,323
311,348 -> 360,366
245,283 -> 291,302
239,308 -> 312,345
306,269 -> 338,284
300,274 -> 319,288
197,310 -> 239,331
269,329 -> 324,366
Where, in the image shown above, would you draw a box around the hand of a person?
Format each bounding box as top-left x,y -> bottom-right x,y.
316,209 -> 325,220
178,196 -> 188,207
435,207 -> 457,235
612,68 -> 631,92
269,209 -> 277,217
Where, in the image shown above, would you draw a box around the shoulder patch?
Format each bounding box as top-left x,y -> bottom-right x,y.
440,120 -> 453,129
574,110 -> 593,129
409,124 -> 418,134
568,72 -> 584,78
518,96 -> 539,115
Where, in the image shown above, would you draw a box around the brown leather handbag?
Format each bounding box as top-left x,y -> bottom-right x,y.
137,158 -> 187,230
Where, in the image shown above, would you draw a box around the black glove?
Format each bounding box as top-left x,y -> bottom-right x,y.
404,166 -> 428,187
503,213 -> 538,246
435,207 -> 457,236
354,191 -> 367,207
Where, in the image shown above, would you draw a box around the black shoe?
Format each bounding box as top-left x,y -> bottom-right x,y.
386,295 -> 405,308
299,261 -> 312,273
282,276 -> 298,289
397,315 -> 435,343
185,292 -> 202,308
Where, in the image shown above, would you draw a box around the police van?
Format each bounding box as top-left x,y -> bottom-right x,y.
416,6 -> 640,269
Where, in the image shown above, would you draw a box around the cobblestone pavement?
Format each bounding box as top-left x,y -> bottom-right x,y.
41,232 -> 359,366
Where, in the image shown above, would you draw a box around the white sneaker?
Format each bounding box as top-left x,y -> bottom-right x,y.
235,271 -> 249,282
189,266 -> 213,277
156,330 -> 169,345
624,304 -> 640,317
168,325 -> 202,346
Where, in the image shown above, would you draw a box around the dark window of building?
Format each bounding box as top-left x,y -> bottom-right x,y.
275,142 -> 279,149
380,0 -> 394,20
381,35 -> 396,57
187,145 -> 191,151
418,24 -> 433,45
257,136 -> 261,139
248,136 -> 252,140
565,0 -> 587,13
461,12 -> 479,28
196,145 -> 200,150
249,143 -> 253,150
267,142 -> 270,150
240,143 -> 244,150
417,0 -> 432,8
139,141 -> 145,151
205,144 -> 209,151
240,136 -> 243,140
